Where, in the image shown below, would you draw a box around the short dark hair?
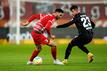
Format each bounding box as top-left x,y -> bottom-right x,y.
55,8 -> 64,13
70,5 -> 78,11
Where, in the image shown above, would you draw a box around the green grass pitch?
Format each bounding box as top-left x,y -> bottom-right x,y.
0,44 -> 107,71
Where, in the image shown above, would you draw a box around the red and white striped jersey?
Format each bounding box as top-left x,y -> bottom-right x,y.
27,14 -> 55,36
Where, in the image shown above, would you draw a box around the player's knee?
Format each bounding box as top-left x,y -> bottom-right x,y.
50,43 -> 57,47
48,41 -> 57,47
69,42 -> 74,46
70,40 -> 76,46
67,42 -> 75,50
53,42 -> 57,47
69,42 -> 72,45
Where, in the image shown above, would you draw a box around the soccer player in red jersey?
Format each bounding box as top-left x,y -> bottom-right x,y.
21,9 -> 64,65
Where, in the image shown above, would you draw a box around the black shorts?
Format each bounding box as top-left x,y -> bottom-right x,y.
71,34 -> 93,46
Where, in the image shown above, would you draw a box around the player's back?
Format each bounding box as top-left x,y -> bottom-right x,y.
74,13 -> 93,35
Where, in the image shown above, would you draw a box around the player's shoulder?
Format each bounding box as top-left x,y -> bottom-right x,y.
47,14 -> 54,17
40,14 -> 45,16
75,13 -> 87,19
39,14 -> 45,18
47,14 -> 55,19
42,14 -> 54,17
76,13 -> 86,17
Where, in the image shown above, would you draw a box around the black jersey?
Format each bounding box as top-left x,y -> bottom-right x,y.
57,13 -> 95,35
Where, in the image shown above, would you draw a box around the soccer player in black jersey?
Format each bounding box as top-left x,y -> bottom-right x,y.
57,5 -> 95,64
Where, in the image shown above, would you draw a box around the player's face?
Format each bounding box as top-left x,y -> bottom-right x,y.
70,9 -> 78,16
56,12 -> 64,20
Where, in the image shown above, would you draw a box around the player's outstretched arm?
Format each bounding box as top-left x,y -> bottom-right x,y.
21,14 -> 41,26
20,21 -> 29,26
56,21 -> 73,28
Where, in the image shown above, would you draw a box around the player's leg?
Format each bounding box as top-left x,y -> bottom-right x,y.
77,45 -> 89,54
47,40 -> 63,65
27,44 -> 42,65
78,35 -> 93,63
47,40 -> 57,60
62,39 -> 76,64
77,44 -> 93,63
76,35 -> 94,63
63,35 -> 87,64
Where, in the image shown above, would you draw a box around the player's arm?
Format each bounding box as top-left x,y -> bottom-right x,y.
90,20 -> 95,29
57,19 -> 75,28
41,18 -> 55,38
21,14 -> 41,26
20,21 -> 29,26
45,20 -> 53,37
40,15 -> 55,38
27,14 -> 41,23
36,20 -> 52,36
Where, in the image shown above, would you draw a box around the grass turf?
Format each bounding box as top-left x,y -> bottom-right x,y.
0,44 -> 107,71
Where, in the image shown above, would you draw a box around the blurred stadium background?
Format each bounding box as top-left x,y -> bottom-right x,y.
0,0 -> 107,45
0,0 -> 107,71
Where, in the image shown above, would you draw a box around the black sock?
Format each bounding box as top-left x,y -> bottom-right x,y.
65,43 -> 74,59
78,45 -> 89,54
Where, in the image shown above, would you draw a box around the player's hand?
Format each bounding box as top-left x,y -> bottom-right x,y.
39,27 -> 45,33
51,35 -> 56,40
20,21 -> 29,26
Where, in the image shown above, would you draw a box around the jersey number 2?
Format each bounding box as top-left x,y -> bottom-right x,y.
81,17 -> 92,30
